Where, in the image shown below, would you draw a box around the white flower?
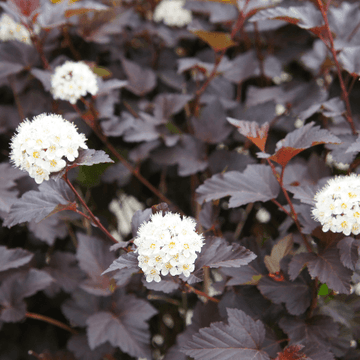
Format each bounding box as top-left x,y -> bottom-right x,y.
256,207 -> 271,223
325,153 -> 350,171
0,13 -> 40,45
134,212 -> 204,282
153,0 -> 192,27
9,113 -> 88,184
312,174 -> 360,236
51,61 -> 98,104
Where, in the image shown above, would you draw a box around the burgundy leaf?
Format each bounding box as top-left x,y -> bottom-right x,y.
275,345 -> 309,360
151,134 -> 208,177
181,308 -> 270,360
337,238 -> 360,271
30,68 -> 52,91
76,233 -> 116,296
191,100 -> 232,144
44,251 -> 84,295
345,133 -> 360,153
279,315 -> 338,351
257,276 -> 311,316
4,180 -> 76,228
131,208 -> 152,237
0,62 -> 24,79
227,118 -> 269,152
154,93 -> 192,122
121,57 -> 157,96
96,78 -> 128,96
73,149 -> 114,167
289,245 -> 352,294
28,213 -> 68,246
67,334 -> 114,360
269,122 -> 341,167
0,246 -> 33,272
102,251 -> 139,275
0,163 -> 25,212
250,3 -> 324,30
11,0 -> 39,17
86,294 -> 157,358
141,276 -> 179,294
196,164 -> 280,207
339,46 -> 360,76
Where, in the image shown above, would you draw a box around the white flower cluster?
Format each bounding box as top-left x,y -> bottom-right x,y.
0,13 -> 39,45
134,212 -> 204,282
153,0 -> 192,27
312,174 -> 360,236
9,113 -> 88,184
51,61 -> 98,104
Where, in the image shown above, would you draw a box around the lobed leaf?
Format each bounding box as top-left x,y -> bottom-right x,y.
227,118 -> 269,152
269,122 -> 341,167
196,164 -> 280,207
4,180 -> 76,228
0,246 -> 33,272
181,308 -> 270,360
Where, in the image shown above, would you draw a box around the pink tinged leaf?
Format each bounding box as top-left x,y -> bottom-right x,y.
11,0 -> 39,17
227,118 -> 269,151
181,308 -> 270,360
196,164 -> 280,208
269,122 -> 341,167
0,246 -> 33,272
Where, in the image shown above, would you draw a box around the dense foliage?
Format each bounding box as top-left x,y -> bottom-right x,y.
1,0 -> 360,359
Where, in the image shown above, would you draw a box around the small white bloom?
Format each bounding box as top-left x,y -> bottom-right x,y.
325,153 -> 350,171
256,207 -> 271,223
153,0 -> 192,27
134,212 -> 204,282
51,61 -> 98,104
9,113 -> 88,184
0,13 -> 40,45
312,174 -> 360,236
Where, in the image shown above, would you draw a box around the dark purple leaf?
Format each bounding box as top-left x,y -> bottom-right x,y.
227,119 -> 269,152
4,180 -> 76,228
154,93 -> 192,122
101,162 -> 132,187
325,134 -> 357,164
0,246 -> 33,272
30,68 -> 52,91
76,233 -> 116,296
185,1 -> 237,23
250,3 -> 324,30
131,208 -> 152,237
102,251 -> 139,275
279,315 -> 338,351
100,112 -> 134,137
44,251 -> 84,295
339,47 -> 360,76
122,112 -> 160,142
196,164 -> 280,207
0,269 -> 53,322
142,276 -> 179,294
289,245 -> 352,294
151,134 -> 208,177
337,238 -> 360,271
301,40 -> 328,74
181,308 -> 270,360
28,213 -> 68,246
0,163 -> 26,212
0,62 -> 24,79
67,334 -> 114,360
258,276 -> 311,316
96,78 -> 128,96
74,149 -> 114,166
121,57 -> 156,96
287,184 -> 317,205
191,100 -> 232,144
269,122 -> 341,167
86,294 -> 157,358
345,133 -> 360,153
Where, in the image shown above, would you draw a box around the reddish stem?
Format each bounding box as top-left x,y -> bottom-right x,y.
72,103 -> 185,215
26,312 -> 77,334
63,173 -> 122,246
184,282 -> 220,303
316,0 -> 357,135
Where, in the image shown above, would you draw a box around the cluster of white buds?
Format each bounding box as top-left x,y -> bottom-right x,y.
312,174 -> 360,236
134,212 -> 204,282
0,13 -> 40,45
50,61 -> 98,104
153,0 -> 192,27
9,113 -> 88,184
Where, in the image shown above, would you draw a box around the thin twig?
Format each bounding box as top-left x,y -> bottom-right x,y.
316,0 -> 357,135
63,173 -> 122,246
26,312 -> 77,334
184,282 -> 220,303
